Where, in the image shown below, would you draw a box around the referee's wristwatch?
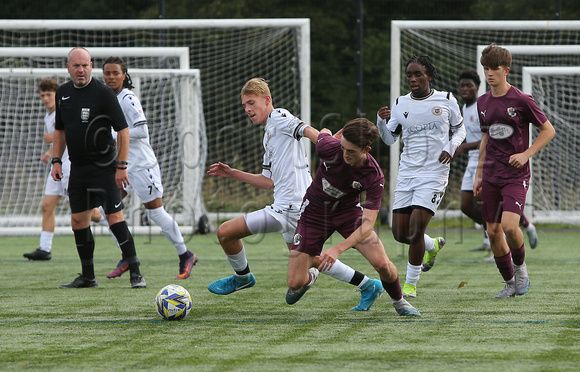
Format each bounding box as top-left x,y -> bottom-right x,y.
51,157 -> 62,165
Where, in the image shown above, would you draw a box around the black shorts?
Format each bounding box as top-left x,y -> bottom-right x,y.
68,163 -> 124,215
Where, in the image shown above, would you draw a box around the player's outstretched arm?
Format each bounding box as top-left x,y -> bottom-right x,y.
303,126 -> 320,144
207,162 -> 274,190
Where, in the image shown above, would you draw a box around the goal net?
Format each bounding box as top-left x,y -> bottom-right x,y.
0,19 -> 310,233
0,68 -> 206,234
391,20 -> 580,224
522,67 -> 580,224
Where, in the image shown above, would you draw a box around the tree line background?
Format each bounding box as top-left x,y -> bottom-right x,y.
3,0 -> 578,132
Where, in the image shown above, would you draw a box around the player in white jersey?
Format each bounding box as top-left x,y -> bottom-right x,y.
455,70 -> 539,256
377,56 -> 466,298
207,78 -> 385,311
24,78 -> 108,261
102,57 -> 197,280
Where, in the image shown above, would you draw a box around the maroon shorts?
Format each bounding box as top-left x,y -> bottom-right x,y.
481,178 -> 529,223
291,200 -> 364,256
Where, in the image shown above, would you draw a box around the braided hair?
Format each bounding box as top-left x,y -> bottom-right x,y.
102,56 -> 134,90
405,55 -> 438,86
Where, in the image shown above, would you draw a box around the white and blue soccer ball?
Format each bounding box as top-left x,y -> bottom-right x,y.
155,284 -> 192,321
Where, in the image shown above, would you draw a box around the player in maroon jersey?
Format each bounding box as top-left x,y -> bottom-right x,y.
474,44 -> 555,298
286,118 -> 420,316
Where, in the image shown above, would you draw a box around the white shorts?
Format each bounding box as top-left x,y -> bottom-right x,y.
461,161 -> 478,191
244,205 -> 300,244
44,162 -> 71,200
125,165 -> 164,204
393,177 -> 448,214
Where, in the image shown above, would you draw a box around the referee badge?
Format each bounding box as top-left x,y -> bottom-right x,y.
81,108 -> 90,122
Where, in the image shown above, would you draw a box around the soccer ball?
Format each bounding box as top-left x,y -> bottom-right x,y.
155,284 -> 192,321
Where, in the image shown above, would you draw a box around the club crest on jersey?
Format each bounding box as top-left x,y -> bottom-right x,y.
431,106 -> 442,116
81,108 -> 90,122
488,123 -> 514,140
293,233 -> 302,246
351,181 -> 362,190
507,107 -> 517,117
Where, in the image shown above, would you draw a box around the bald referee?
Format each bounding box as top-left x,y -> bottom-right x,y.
51,47 -> 146,289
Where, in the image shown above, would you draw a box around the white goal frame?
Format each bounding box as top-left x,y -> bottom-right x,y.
0,18 -> 311,136
0,67 -> 206,235
0,47 -> 190,70
390,20 -> 580,224
522,66 -> 580,225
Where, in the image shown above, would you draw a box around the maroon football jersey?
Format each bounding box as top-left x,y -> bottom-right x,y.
477,86 -> 548,182
304,133 -> 384,211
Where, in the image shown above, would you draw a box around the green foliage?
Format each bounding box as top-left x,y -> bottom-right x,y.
1,228 -> 579,370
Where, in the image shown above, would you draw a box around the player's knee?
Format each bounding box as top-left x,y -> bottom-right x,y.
287,275 -> 305,291
216,222 -> 237,245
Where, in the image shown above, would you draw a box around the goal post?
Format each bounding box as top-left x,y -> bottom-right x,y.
0,68 -> 206,235
0,19 -> 311,231
390,20 -> 580,225
522,66 -> 580,224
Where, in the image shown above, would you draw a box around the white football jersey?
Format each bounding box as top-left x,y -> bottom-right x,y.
116,88 -> 157,171
386,90 -> 463,180
262,108 -> 312,209
45,110 -> 70,166
462,102 -> 481,166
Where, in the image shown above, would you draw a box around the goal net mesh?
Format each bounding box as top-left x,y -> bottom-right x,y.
528,73 -> 580,215
394,22 -> 580,223
0,70 -> 205,230
0,20 -> 307,232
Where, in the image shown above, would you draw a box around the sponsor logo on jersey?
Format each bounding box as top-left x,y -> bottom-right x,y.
81,108 -> 90,122
431,106 -> 442,116
488,123 -> 514,139
480,110 -> 487,117
405,121 -> 439,135
322,178 -> 346,199
507,107 -> 517,117
515,201 -> 523,210
62,96 -> 70,101
403,112 -> 409,118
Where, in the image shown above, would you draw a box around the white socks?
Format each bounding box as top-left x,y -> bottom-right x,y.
226,246 -> 249,273
424,234 -> 436,252
39,231 -> 53,252
147,207 -> 187,255
321,259 -> 369,288
405,262 -> 422,286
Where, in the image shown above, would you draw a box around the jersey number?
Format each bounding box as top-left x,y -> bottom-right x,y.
431,192 -> 444,205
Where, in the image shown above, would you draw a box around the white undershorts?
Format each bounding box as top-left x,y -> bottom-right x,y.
393,176 -> 448,214
244,205 -> 300,244
44,161 -> 71,200
124,165 -> 164,204
461,162 -> 478,191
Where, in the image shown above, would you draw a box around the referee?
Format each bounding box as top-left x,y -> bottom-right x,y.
51,47 -> 146,289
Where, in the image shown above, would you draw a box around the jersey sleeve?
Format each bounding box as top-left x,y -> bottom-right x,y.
315,132 -> 339,158
54,87 -> 64,131
363,174 -> 384,210
448,93 -> 464,128
120,92 -> 147,127
273,109 -> 306,140
523,94 -> 549,128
